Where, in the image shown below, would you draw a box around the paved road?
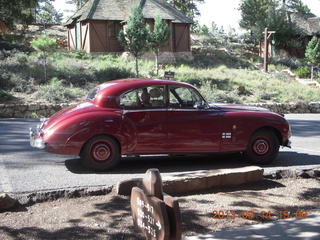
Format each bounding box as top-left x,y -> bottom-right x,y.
0,114 -> 319,194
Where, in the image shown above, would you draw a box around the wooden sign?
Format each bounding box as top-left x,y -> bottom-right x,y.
164,71 -> 175,79
131,169 -> 181,240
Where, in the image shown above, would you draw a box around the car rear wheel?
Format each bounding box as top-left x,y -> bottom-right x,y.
80,135 -> 120,171
245,130 -> 279,165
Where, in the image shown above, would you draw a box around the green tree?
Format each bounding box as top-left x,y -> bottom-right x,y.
118,6 -> 149,77
239,0 -> 302,48
31,35 -> 57,82
283,0 -> 310,14
37,1 -> 63,25
239,0 -> 275,41
66,0 -> 88,9
0,0 -> 38,29
148,16 -> 170,76
305,36 -> 320,80
167,0 -> 204,20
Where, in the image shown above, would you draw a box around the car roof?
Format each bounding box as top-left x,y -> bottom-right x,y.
98,78 -> 193,96
92,78 -> 196,107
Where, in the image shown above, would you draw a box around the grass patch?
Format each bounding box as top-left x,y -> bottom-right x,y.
0,45 -> 319,104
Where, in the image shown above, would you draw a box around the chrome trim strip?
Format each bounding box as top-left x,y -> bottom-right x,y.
120,108 -> 221,114
123,109 -> 167,114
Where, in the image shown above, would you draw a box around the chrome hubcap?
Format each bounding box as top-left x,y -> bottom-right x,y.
253,139 -> 269,155
92,143 -> 111,162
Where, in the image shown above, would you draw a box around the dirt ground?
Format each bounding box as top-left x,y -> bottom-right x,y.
0,178 -> 319,240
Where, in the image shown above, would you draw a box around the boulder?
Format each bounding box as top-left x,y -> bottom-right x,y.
0,193 -> 17,210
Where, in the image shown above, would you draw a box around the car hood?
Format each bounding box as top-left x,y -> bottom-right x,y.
209,103 -> 270,112
43,102 -> 98,131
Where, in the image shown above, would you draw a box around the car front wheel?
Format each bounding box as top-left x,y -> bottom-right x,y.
80,135 -> 120,170
245,130 -> 279,165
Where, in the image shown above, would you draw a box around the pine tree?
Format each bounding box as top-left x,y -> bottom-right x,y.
0,0 -> 38,29
167,0 -> 204,20
283,0 -> 310,14
37,1 -> 63,26
31,35 -> 57,82
148,16 -> 170,76
305,36 -> 320,80
118,6 -> 149,77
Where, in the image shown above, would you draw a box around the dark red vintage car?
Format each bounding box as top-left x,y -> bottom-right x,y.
30,78 -> 291,170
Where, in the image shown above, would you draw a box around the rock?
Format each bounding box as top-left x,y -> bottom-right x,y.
117,167 -> 264,196
116,178 -> 142,196
313,169 -> 320,177
275,170 -> 298,179
0,193 -> 17,210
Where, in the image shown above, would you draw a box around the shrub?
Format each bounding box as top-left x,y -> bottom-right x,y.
295,66 -> 311,78
31,35 -> 57,83
0,90 -> 14,102
35,78 -> 86,103
94,67 -> 134,83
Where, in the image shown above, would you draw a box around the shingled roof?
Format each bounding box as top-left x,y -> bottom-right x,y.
291,13 -> 320,36
65,0 -> 193,25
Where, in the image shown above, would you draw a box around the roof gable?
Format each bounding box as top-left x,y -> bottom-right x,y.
65,0 -> 193,25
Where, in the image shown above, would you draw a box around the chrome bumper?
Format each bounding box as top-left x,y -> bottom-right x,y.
30,120 -> 47,149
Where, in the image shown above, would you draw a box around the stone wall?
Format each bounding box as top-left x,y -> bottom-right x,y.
0,102 -> 320,118
0,104 -> 72,118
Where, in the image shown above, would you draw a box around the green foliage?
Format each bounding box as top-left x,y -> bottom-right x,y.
118,6 -> 149,76
2,46 -> 320,105
305,36 -> 320,66
35,77 -> 86,103
66,0 -> 88,9
239,0 -> 272,40
166,0 -> 204,20
0,0 -> 38,28
0,90 -> 14,102
239,0 -> 302,47
31,34 -> 57,82
193,24 -> 210,35
284,0 -> 310,14
148,16 -> 170,75
36,1 -> 63,25
295,66 -> 311,78
148,16 -> 170,53
31,35 -> 57,53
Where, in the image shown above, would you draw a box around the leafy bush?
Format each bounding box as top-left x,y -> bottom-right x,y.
295,66 -> 311,78
270,57 -> 305,70
0,90 -> 14,102
35,78 -> 86,103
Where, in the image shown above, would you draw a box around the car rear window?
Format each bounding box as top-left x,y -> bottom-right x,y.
86,83 -> 118,101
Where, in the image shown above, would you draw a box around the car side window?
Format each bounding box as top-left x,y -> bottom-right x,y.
169,86 -> 202,108
120,86 -> 165,109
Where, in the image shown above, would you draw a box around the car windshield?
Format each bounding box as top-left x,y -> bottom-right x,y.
86,83 -> 118,101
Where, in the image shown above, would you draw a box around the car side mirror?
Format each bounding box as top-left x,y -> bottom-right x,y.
194,101 -> 206,109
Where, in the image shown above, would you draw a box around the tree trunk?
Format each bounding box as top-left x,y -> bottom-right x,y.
311,65 -> 314,81
135,57 -> 139,77
155,51 -> 159,76
43,53 -> 47,83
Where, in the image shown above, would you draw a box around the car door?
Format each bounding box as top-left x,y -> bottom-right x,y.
120,85 -> 168,154
166,85 -> 223,153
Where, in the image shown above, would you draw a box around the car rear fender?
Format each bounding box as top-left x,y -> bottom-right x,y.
64,112 -> 124,155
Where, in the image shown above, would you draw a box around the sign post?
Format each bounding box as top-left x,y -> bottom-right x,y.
164,71 -> 175,79
263,28 -> 276,73
131,169 -> 182,240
